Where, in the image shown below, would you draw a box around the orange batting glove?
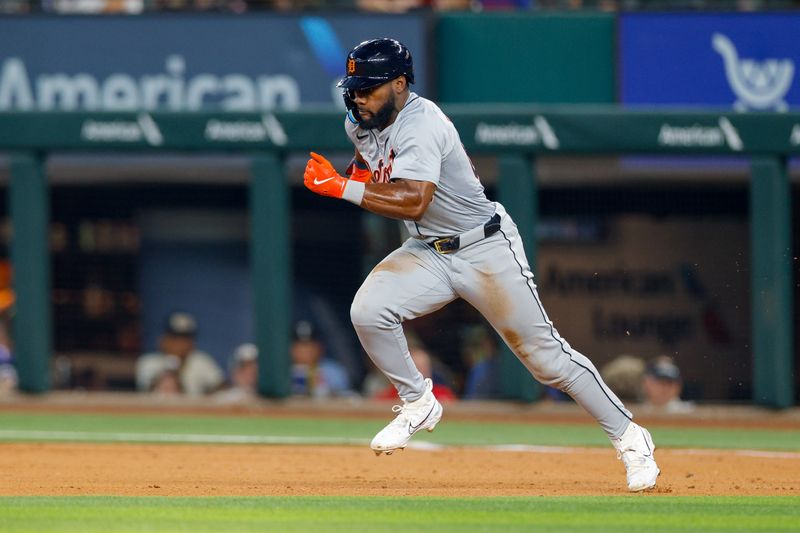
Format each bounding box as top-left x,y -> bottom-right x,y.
304,152 -> 347,198
304,152 -> 366,205
346,158 -> 372,183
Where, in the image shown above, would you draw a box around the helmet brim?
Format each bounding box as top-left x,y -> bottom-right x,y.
337,76 -> 390,90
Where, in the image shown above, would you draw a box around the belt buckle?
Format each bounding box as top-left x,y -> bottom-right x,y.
433,237 -> 453,254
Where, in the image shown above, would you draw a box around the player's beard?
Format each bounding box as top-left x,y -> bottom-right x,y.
359,92 -> 396,131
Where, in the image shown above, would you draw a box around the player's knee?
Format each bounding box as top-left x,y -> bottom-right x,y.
350,296 -> 394,329
350,286 -> 374,327
526,353 -> 571,386
349,298 -> 371,327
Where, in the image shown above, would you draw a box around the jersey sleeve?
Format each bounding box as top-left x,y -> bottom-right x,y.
390,115 -> 449,185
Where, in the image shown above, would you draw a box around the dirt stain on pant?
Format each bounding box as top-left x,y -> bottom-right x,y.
501,328 -> 529,359
371,253 -> 419,275
477,270 -> 511,323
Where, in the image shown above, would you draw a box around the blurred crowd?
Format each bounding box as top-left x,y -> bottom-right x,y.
132,310 -> 491,404
0,0 -> 797,14
123,309 -> 692,411
0,293 -> 697,410
601,353 -> 695,413
0,256 -> 694,409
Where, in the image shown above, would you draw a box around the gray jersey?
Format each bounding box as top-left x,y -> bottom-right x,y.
345,93 -> 496,237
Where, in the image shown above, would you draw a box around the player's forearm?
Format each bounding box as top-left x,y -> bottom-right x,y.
360,181 -> 431,221
303,154 -> 434,220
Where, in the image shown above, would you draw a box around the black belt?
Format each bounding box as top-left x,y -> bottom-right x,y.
428,213 -> 502,254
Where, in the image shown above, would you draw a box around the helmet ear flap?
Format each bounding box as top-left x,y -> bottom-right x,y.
343,89 -> 360,124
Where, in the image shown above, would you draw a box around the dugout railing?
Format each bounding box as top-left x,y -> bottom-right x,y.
0,107 -> 795,407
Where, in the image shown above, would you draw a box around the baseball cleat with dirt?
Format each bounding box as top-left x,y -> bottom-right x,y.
371,378 -> 443,455
611,421 -> 661,492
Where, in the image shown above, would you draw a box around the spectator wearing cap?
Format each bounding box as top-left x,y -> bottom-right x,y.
136,311 -> 224,396
374,345 -> 457,402
214,343 -> 259,404
642,356 -> 694,413
290,320 -> 353,398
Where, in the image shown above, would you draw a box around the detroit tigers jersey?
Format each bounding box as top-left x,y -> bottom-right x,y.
345,92 -> 496,237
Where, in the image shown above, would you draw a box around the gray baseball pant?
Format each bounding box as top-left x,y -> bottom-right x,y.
350,203 -> 632,439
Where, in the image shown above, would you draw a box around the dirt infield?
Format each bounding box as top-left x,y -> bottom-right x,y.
1,395 -> 798,497
1,442 -> 798,497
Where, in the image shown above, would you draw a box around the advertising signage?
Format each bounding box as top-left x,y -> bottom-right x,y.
620,13 -> 800,112
0,15 -> 427,112
2,110 -> 798,155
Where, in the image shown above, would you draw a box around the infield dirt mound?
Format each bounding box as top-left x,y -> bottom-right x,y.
1,443 -> 797,497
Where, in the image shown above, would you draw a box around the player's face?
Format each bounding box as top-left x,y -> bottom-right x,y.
353,81 -> 397,130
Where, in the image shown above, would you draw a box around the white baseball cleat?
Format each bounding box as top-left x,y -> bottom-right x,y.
611,421 -> 660,492
371,378 -> 443,455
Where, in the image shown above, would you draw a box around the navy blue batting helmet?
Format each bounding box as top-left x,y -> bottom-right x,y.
337,38 -> 415,91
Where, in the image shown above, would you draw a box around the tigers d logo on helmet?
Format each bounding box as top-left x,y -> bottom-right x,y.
347,59 -> 356,75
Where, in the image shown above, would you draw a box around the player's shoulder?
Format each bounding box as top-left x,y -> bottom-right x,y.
400,93 -> 437,116
398,94 -> 450,129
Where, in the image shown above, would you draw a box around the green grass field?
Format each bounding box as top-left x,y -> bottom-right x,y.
0,410 -> 798,532
1,411 -> 799,450
1,496 -> 798,533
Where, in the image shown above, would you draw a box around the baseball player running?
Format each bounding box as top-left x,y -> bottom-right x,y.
303,38 -> 660,491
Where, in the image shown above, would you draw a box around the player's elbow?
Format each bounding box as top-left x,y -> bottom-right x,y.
396,179 -> 434,221
408,202 -> 428,222
407,191 -> 434,221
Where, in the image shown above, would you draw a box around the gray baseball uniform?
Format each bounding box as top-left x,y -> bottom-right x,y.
347,93 -> 632,439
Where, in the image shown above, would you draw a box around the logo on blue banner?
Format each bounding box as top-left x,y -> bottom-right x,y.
620,14 -> 800,112
711,33 -> 794,111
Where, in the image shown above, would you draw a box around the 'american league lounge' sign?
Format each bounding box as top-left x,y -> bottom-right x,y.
619,14 -> 800,111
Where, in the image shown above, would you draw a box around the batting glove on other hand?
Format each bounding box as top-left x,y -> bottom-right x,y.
346,159 -> 373,184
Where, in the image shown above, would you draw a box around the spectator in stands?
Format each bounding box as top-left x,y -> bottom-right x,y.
136,311 -> 225,396
479,0 -> 531,9
461,324 -> 500,399
290,320 -> 353,398
361,361 -> 390,397
16,0 -> 796,13
43,0 -> 145,13
294,283 -> 361,395
215,342 -> 259,404
0,353 -> 17,396
0,343 -> 17,397
149,356 -> 182,395
0,0 -> 30,14
434,0 -> 473,9
0,313 -> 17,395
600,354 -> 646,403
642,355 -> 694,413
374,345 -> 457,402
356,0 -> 421,11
